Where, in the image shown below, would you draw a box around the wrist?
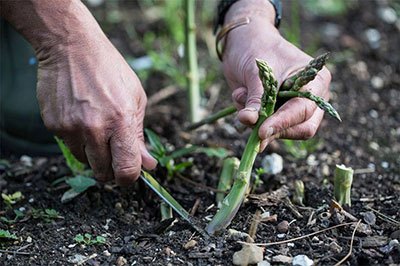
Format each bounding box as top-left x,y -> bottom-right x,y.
2,0 -> 109,62
224,0 -> 276,27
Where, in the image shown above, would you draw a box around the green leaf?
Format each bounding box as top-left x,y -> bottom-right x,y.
55,136 -> 86,175
0,229 -> 17,240
197,147 -> 229,158
66,175 -> 96,193
144,128 -> 166,160
94,236 -> 106,244
74,234 -> 85,243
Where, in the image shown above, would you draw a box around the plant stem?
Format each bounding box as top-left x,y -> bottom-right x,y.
206,59 -> 278,235
186,105 -> 237,130
216,157 -> 240,207
334,164 -> 354,207
184,0 -> 201,123
160,202 -> 173,221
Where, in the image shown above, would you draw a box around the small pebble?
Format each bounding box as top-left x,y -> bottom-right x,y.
261,153 -> 283,175
292,254 -> 314,266
232,244 -> 264,265
378,7 -> 398,24
116,256 -> 127,266
381,161 -> 389,169
183,239 -> 197,250
277,220 -> 289,233
258,261 -> 271,266
26,236 -> 32,243
103,250 -> 111,257
329,241 -> 342,253
272,255 -> 292,264
371,76 -> 384,89
364,28 -> 381,49
363,211 -> 376,225
277,233 -> 286,239
20,155 -> 33,167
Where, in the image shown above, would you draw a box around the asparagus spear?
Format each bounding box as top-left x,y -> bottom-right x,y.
206,59 -> 278,234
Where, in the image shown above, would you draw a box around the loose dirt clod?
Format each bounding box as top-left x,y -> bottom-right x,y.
183,239 -> 197,250
116,256 -> 127,266
232,244 -> 264,265
277,220 -> 289,233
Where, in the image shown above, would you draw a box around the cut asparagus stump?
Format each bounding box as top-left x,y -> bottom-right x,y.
334,164 -> 354,207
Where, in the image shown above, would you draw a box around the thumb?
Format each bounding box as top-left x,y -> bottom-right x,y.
237,74 -> 264,125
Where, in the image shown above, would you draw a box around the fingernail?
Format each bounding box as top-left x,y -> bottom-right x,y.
243,107 -> 258,112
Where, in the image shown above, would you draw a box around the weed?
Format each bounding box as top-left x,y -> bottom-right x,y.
145,128 -> 228,179
0,209 -> 24,224
0,229 -> 17,240
55,137 -> 97,203
31,208 -> 63,223
282,138 -> 323,160
2,191 -> 23,208
74,233 -> 106,245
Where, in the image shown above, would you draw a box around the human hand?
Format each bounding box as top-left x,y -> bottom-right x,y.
25,3 -> 157,185
221,0 -> 331,151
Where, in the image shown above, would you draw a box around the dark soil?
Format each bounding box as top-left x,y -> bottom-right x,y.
1,1 -> 399,265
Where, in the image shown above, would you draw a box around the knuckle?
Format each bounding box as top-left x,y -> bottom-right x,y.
114,165 -> 141,184
301,124 -> 318,139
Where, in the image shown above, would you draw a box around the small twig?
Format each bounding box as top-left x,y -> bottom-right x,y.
333,220 -> 361,266
248,210 -> 261,241
147,85 -> 179,107
284,197 -> 303,219
353,195 -> 395,203
365,206 -> 400,226
239,222 -> 357,246
0,249 -> 33,256
190,198 -> 201,216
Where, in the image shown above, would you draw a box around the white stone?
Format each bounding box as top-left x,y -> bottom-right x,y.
262,153 -> 283,175
292,255 -> 314,266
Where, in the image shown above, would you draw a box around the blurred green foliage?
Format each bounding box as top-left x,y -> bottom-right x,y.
282,138 -> 323,160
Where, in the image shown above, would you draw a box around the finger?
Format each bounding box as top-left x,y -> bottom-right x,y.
84,136 -> 113,182
258,69 -> 330,140
276,108 -> 325,140
140,142 -> 157,170
259,108 -> 324,152
237,73 -> 264,125
134,92 -> 158,170
232,87 -> 247,110
258,97 -> 318,140
110,120 -> 142,186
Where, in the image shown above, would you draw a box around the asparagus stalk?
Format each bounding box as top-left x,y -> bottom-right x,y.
334,164 -> 354,207
281,52 -> 330,91
293,180 -> 305,206
278,91 -> 342,122
216,157 -> 240,207
206,59 -> 278,234
186,105 -> 236,131
184,0 -> 201,123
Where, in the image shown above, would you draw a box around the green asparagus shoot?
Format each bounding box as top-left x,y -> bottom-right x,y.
334,164 -> 354,206
206,59 -> 278,235
216,157 -> 240,207
293,180 -> 305,206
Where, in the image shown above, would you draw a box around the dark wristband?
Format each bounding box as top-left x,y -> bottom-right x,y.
214,0 -> 282,33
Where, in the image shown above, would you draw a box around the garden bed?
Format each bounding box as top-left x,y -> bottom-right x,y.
1,1 -> 399,265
